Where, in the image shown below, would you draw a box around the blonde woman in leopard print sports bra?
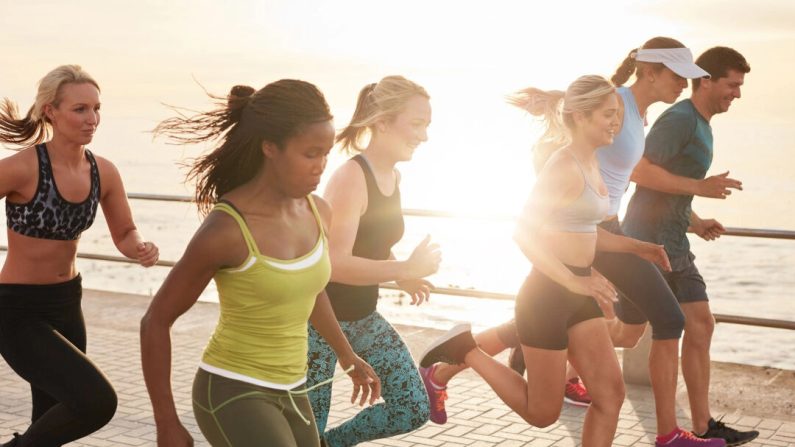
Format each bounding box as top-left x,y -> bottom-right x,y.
0,65 -> 159,447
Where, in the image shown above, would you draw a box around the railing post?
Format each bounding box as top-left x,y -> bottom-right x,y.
622,324 -> 652,386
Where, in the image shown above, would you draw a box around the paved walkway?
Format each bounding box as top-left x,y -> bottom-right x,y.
1,290 -> 793,446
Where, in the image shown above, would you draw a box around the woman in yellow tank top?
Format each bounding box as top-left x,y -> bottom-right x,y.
140,81 -> 381,447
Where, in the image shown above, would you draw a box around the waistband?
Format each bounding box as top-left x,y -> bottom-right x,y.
0,274 -> 82,309
598,216 -> 623,235
533,264 -> 591,278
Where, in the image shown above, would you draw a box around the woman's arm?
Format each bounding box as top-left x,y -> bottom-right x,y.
324,161 -> 439,285
95,157 -> 159,266
140,213 -> 238,446
513,154 -> 617,308
595,226 -> 671,272
0,148 -> 35,201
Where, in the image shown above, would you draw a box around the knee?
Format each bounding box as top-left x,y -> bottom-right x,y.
78,383 -> 117,428
589,377 -> 625,415
389,405 -> 429,432
650,309 -> 685,340
523,406 -> 562,428
684,312 -> 715,339
611,325 -> 645,348
409,392 -> 431,428
386,388 -> 430,431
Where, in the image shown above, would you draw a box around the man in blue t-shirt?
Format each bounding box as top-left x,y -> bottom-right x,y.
623,47 -> 757,447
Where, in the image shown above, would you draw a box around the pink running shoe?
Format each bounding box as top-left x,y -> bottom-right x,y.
419,364 -> 449,424
657,428 -> 726,447
563,377 -> 592,407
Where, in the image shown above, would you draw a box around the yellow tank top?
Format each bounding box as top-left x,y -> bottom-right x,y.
201,196 -> 331,387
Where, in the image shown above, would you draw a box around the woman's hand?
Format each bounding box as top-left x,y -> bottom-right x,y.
567,271 -> 618,319
633,241 -> 671,272
405,235 -> 441,278
339,354 -> 381,406
137,241 -> 160,267
156,421 -> 193,447
396,278 -> 434,306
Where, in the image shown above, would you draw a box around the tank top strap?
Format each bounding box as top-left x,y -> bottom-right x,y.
561,148 -> 587,177
351,154 -> 378,195
84,148 -> 99,174
212,201 -> 260,257
35,143 -> 50,172
306,195 -> 327,241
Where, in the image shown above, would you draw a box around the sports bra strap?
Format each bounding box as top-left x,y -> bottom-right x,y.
212,202 -> 261,257
306,195 -> 326,241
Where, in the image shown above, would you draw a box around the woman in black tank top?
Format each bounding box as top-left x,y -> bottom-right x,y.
306,76 -> 441,446
0,65 -> 159,446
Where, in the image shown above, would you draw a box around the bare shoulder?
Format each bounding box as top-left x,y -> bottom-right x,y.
310,194 -> 332,221
537,150 -> 583,194
326,158 -> 366,192
91,153 -> 120,177
0,145 -> 37,168
324,158 -> 367,212
0,147 -> 38,192
190,208 -> 248,268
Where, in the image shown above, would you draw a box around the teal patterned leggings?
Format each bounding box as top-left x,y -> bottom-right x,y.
307,311 -> 430,447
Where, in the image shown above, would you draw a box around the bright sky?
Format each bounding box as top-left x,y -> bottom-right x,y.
2,0 -> 794,222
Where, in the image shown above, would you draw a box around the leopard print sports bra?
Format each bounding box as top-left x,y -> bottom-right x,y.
5,143 -> 101,240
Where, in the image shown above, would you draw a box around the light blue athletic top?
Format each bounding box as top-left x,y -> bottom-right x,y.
596,86 -> 645,216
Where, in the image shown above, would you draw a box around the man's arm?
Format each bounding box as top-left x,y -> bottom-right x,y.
632,157 -> 742,198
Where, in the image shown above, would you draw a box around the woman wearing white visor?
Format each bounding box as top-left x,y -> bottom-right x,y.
593,37 -> 746,447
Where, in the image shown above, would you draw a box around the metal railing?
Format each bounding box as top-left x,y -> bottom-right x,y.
2,192 -> 793,331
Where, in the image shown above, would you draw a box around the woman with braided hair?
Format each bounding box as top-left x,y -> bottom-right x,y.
140,80 -> 380,447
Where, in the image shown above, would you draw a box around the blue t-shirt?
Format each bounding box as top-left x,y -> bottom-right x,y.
597,86 -> 646,216
622,99 -> 713,261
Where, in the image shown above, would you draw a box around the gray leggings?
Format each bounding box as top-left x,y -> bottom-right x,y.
192,369 -> 320,447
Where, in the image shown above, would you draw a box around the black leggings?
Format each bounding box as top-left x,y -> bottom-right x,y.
0,275 -> 117,447
593,219 -> 685,340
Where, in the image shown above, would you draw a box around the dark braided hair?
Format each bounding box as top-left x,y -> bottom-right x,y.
154,80 -> 333,216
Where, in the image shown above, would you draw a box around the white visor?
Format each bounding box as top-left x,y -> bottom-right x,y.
634,48 -> 710,79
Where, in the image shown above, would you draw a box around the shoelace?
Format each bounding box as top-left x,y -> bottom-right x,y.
432,389 -> 448,411
566,381 -> 590,400
678,430 -> 716,443
288,365 -> 355,425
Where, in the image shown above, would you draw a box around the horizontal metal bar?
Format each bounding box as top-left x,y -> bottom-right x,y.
126,192 -> 795,239
0,247 -> 177,268
1,245 -> 793,330
712,313 -> 795,330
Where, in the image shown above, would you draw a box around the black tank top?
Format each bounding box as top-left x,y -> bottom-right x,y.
5,143 -> 101,240
326,155 -> 405,321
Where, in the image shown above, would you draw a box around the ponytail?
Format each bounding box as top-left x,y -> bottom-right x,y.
155,80 -> 332,216
0,101 -> 47,149
611,37 -> 686,86
335,76 -> 429,154
335,83 -> 377,153
611,49 -> 638,87
0,64 -> 99,149
507,88 -> 568,173
509,75 -> 614,173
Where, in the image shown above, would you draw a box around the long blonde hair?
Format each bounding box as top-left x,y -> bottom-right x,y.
0,65 -> 100,148
335,75 -> 429,153
508,75 -> 615,173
